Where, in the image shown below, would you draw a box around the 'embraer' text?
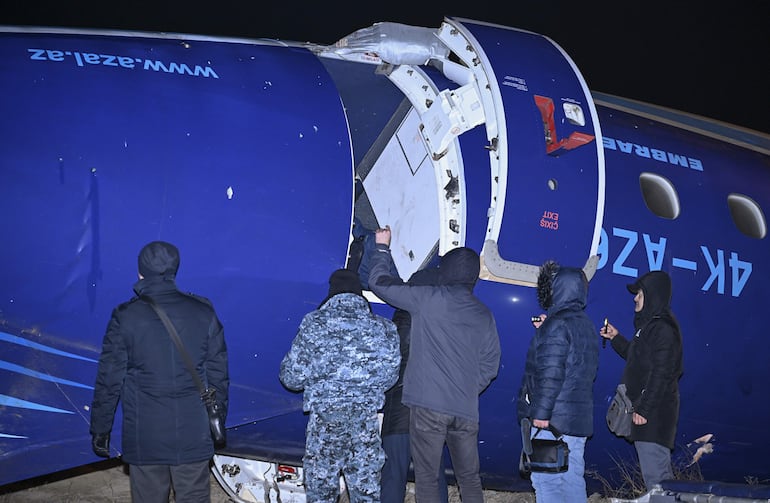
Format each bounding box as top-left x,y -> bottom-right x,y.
603,136 -> 702,171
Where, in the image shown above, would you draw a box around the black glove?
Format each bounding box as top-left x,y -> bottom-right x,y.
92,432 -> 110,458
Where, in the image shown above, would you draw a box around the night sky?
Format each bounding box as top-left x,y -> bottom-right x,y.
3,1 -> 768,134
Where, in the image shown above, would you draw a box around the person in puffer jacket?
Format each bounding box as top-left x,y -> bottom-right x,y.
518,260 -> 599,503
279,268 -> 400,503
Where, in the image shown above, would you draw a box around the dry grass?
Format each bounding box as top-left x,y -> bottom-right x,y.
9,445 -> 746,503
587,443 -> 706,500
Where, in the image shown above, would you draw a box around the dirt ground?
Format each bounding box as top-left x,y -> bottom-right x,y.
0,459 -> 610,502
0,460 -> 227,503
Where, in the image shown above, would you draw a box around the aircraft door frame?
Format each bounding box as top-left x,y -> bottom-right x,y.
444,18 -> 605,285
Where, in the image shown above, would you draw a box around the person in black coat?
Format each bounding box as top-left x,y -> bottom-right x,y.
517,261 -> 599,503
601,270 -> 684,491
90,241 -> 229,503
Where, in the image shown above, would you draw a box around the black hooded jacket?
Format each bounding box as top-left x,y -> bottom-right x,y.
611,270 -> 683,449
90,243 -> 228,465
517,265 -> 599,436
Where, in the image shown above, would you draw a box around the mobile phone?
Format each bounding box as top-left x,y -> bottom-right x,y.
602,318 -> 609,347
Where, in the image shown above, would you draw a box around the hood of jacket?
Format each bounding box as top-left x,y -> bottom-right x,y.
438,247 -> 479,291
537,261 -> 587,313
628,270 -> 677,330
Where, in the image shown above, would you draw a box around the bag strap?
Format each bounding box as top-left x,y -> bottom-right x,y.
140,294 -> 206,396
520,418 -> 533,455
547,424 -> 564,438
533,423 -> 565,440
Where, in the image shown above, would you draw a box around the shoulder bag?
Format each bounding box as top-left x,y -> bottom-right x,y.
141,295 -> 226,446
606,383 -> 634,438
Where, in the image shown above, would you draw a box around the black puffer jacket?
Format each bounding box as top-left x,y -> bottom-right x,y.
517,264 -> 599,437
90,275 -> 228,465
611,270 -> 683,449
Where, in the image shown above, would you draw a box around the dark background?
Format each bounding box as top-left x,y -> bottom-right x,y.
3,1 -> 768,134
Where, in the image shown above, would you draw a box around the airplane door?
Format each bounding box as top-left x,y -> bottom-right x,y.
445,19 -> 605,285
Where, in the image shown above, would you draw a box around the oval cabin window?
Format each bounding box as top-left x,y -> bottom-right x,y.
728,194 -> 767,239
639,173 -> 680,220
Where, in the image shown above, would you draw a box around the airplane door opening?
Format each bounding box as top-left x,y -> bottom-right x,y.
353,100 -> 442,282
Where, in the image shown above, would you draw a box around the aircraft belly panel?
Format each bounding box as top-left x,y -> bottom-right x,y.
0,32 -> 353,485
455,20 -> 604,278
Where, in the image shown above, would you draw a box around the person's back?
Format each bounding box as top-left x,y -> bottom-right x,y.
90,241 -> 229,503
280,292 -> 400,412
279,269 -> 400,503
110,287 -> 227,464
401,280 -> 497,420
370,246 -> 499,421
379,268 -> 449,503
368,227 -> 500,503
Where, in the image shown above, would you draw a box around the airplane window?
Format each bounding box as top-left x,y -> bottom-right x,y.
639,172 -> 680,219
728,194 -> 767,239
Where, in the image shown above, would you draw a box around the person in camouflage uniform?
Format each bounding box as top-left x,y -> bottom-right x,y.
279,268 -> 400,503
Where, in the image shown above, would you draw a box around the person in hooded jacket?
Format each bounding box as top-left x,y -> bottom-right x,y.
90,241 -> 229,503
369,225 -> 501,503
600,270 -> 684,491
380,267 -> 449,503
517,261 -> 599,503
279,268 -> 400,503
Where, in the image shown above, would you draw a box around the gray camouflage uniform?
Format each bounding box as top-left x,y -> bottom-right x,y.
280,292 -> 400,503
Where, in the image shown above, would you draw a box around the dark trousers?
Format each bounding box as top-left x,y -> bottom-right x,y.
635,441 -> 674,491
409,406 -> 482,503
129,460 -> 211,503
381,432 -> 448,503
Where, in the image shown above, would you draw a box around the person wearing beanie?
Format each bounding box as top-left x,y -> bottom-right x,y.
279,268 -> 400,502
517,260 -> 599,502
90,241 -> 229,502
600,270 -> 684,491
137,240 -> 181,279
368,226 -> 500,503
317,268 -> 363,307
